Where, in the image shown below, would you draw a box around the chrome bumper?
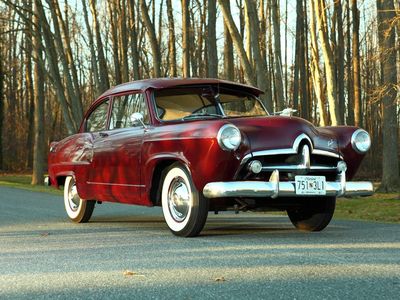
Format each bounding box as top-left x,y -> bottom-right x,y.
203,170 -> 373,199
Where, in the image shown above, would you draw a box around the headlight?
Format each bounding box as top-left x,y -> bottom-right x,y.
217,124 -> 241,151
351,129 -> 371,153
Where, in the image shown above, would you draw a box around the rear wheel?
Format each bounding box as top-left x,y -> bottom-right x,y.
287,197 -> 336,231
64,176 -> 95,223
161,163 -> 209,237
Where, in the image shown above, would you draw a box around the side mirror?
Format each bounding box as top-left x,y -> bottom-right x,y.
130,112 -> 147,128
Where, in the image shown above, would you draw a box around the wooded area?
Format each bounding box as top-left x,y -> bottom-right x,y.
0,0 -> 399,190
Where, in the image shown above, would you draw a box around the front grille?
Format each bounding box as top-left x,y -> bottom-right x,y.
238,145 -> 341,182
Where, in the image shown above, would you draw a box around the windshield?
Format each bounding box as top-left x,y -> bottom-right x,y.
154,86 -> 268,121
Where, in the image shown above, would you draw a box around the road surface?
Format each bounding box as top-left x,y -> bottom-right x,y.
0,186 -> 399,299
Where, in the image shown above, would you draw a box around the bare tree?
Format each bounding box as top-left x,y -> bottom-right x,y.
245,0 -> 273,111
309,0 -> 328,125
128,0 -> 140,80
207,0 -> 218,78
313,0 -> 341,125
140,0 -> 161,77
271,0 -> 285,110
31,0 -> 45,185
377,0 -> 399,191
182,0 -> 190,77
218,0 -> 255,85
89,0 -> 110,91
166,0 -> 177,77
223,1 -> 234,80
81,0 -> 101,95
335,0 -> 345,121
352,0 -> 362,127
0,42 -> 3,170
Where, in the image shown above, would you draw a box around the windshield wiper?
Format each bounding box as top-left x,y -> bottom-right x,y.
182,113 -> 224,120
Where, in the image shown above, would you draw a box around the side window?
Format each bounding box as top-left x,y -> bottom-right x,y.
109,93 -> 149,129
86,99 -> 109,132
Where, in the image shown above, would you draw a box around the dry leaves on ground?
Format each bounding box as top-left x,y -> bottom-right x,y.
214,276 -> 226,282
123,270 -> 145,277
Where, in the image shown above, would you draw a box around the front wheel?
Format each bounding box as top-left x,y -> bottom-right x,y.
64,176 -> 95,223
161,163 -> 209,237
287,197 -> 336,232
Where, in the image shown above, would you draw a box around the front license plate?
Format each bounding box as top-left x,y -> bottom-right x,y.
295,176 -> 326,195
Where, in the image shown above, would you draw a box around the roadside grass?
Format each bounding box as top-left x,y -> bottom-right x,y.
335,193 -> 400,223
0,174 -> 399,223
0,174 -> 62,195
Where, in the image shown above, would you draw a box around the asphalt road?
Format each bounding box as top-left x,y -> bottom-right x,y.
0,186 -> 399,299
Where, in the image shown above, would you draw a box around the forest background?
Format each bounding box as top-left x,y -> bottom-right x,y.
0,0 -> 399,191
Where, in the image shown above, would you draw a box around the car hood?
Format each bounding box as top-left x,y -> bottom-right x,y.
228,116 -> 339,154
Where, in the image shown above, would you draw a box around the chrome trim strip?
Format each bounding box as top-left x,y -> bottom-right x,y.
262,165 -> 338,172
301,145 -> 311,169
252,148 -> 297,157
251,148 -> 340,159
203,181 -> 373,198
87,182 -> 145,187
293,133 -> 313,152
312,149 -> 341,158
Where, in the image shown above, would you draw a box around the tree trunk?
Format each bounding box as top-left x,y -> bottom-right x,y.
223,1 -> 234,80
218,0 -> 256,86
352,0 -> 362,127
108,1 -> 122,84
140,0 -> 161,77
346,0 -> 354,125
166,0 -> 177,77
271,0 -> 285,110
31,1 -> 45,185
24,0 -> 34,169
181,0 -> 190,77
309,0 -> 328,126
314,0 -> 341,125
89,0 -> 110,91
377,0 -> 399,191
128,0 -> 140,80
81,0 -> 101,95
0,44 -> 3,170
46,0 -> 83,126
49,0 -> 83,122
35,0 -> 76,134
245,0 -> 273,112
207,0 -> 218,78
244,1 -> 252,62
335,0 -> 345,123
118,0 -> 130,83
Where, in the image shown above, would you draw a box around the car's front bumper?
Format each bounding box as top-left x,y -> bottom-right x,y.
202,170 -> 373,199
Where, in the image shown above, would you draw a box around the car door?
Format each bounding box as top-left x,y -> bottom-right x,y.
88,92 -> 149,204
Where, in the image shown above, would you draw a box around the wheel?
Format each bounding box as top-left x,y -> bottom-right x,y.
64,176 -> 95,223
287,197 -> 336,232
161,163 -> 209,237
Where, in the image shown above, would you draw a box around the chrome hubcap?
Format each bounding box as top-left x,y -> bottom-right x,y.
167,177 -> 190,222
68,183 -> 81,212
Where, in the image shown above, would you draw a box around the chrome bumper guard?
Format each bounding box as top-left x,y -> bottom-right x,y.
203,170 -> 373,199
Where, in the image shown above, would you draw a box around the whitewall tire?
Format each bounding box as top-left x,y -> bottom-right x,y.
161,163 -> 209,237
64,176 -> 95,223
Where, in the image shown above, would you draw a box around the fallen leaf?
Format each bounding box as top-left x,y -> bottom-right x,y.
214,276 -> 226,282
123,270 -> 136,276
123,270 -> 145,277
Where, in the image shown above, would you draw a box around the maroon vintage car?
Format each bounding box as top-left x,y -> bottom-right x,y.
47,78 -> 373,237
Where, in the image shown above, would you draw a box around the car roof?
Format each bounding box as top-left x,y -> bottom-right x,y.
97,78 -> 263,99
